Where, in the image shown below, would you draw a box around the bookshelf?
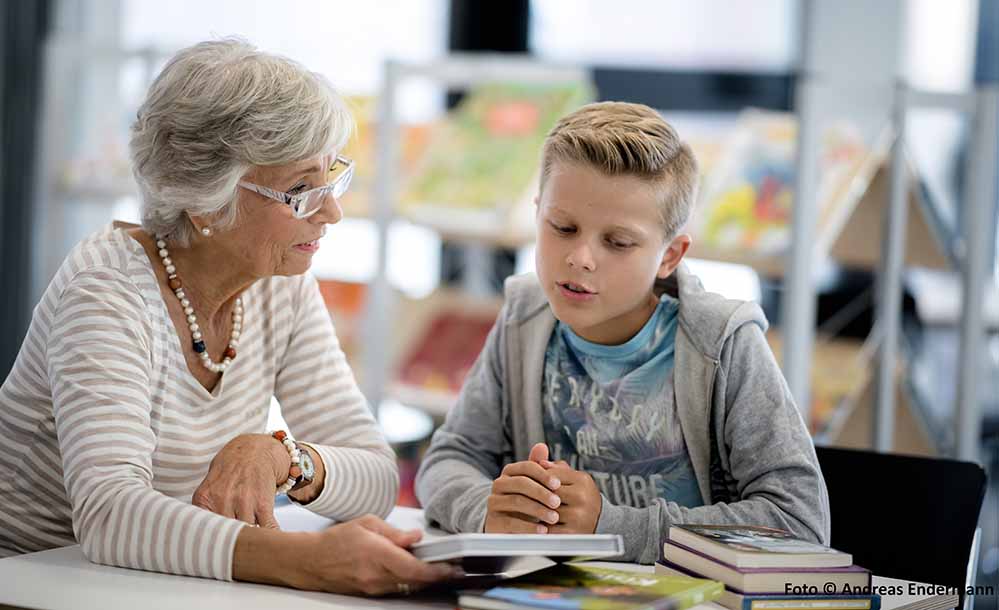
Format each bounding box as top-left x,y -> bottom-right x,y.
353,55 -> 993,455
359,54 -> 592,414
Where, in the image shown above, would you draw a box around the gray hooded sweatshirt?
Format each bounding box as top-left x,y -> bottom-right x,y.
415,264 -> 830,564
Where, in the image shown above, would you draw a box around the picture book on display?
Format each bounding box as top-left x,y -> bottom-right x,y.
667,525 -> 853,569
392,307 -> 498,411
399,81 -> 592,240
457,564 -> 724,610
691,110 -> 876,260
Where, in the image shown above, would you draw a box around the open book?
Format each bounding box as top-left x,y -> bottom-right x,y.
410,533 -> 624,574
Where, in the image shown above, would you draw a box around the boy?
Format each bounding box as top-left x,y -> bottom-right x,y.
414,102 -> 830,564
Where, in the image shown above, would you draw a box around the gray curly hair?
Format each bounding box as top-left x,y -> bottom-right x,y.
130,38 -> 353,246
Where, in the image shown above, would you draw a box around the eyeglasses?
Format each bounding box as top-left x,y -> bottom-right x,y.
238,155 -> 355,219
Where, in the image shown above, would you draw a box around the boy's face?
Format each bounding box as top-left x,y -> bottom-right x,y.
535,162 -> 690,345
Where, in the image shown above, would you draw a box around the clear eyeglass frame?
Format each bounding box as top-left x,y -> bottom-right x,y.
238,155 -> 355,219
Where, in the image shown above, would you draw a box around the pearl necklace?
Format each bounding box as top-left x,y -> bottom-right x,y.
156,236 -> 242,374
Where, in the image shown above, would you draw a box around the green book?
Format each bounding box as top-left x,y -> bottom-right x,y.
457,564 -> 724,610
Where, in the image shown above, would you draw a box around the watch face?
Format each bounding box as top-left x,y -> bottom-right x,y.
298,446 -> 316,480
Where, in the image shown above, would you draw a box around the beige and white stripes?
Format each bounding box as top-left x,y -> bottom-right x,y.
0,224 -> 398,580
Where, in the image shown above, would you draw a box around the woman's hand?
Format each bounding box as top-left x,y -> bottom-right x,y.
192,433 -> 289,528
233,515 -> 460,596
296,515 -> 460,595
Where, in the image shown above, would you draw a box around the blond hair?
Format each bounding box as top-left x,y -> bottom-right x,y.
539,101 -> 699,240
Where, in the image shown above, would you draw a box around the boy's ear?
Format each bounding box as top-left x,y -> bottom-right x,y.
657,233 -> 692,279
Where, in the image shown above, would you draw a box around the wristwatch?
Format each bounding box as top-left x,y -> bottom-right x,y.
271,431 -> 317,495
289,442 -> 316,491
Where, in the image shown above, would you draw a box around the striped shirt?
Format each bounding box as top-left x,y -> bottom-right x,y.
0,223 -> 398,580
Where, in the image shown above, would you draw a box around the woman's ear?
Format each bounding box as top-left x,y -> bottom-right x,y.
657,233 -> 692,279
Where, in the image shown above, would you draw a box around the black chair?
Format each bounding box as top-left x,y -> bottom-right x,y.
815,446 -> 987,609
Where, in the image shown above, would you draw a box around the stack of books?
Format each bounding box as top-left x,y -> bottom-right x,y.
657,524 -> 878,610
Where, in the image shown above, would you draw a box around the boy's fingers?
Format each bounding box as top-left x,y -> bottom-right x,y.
500,461 -> 561,490
489,494 -> 560,524
492,475 -> 562,508
491,513 -> 551,534
528,443 -> 549,463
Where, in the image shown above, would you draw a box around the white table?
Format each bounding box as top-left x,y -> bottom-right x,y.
0,505 -> 671,610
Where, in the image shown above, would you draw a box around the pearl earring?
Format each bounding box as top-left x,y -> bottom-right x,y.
201,227 -> 212,237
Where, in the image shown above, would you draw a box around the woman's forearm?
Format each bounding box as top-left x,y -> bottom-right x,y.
232,526 -> 316,588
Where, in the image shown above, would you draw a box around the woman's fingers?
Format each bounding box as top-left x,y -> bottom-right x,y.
379,544 -> 456,585
355,515 -> 423,548
235,496 -> 258,525
256,501 -> 280,529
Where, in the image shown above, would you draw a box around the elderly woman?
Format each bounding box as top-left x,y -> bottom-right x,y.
0,39 -> 454,595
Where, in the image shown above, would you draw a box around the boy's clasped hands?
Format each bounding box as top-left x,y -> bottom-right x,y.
484,443 -> 602,535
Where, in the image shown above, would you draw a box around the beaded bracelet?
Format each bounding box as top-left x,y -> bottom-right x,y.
271,430 -> 303,495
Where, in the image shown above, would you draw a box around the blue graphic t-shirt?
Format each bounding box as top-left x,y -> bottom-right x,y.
541,294 -> 704,510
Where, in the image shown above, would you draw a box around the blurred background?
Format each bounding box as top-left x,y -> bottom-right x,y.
0,0 -> 996,603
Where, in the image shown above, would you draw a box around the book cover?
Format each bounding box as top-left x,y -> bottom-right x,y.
400,81 -> 592,239
668,524 -> 852,568
691,110 -> 868,258
458,564 -> 724,610
339,95 -> 431,218
394,308 -> 497,398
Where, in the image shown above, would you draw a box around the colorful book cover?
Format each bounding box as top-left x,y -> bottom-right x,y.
693,110 -> 868,256
459,564 -> 724,610
401,81 -> 592,214
339,95 -> 431,218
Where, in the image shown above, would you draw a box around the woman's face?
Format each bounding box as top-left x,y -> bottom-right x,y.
215,155 -> 343,278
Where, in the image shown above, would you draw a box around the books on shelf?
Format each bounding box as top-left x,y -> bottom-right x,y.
764,331 -> 871,436
339,95 -> 432,219
316,279 -> 369,363
391,301 -> 500,415
667,525 -> 853,569
657,563 -> 880,610
687,109 -> 890,276
399,81 -> 592,245
662,524 -> 869,595
457,563 -> 724,610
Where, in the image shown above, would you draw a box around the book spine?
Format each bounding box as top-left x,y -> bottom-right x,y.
742,594 -> 881,610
